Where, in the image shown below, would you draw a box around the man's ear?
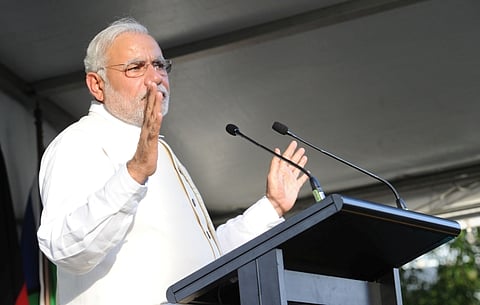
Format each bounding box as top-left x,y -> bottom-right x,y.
86,72 -> 105,102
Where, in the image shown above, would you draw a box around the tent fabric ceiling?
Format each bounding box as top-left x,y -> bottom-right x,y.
1,0 -> 480,223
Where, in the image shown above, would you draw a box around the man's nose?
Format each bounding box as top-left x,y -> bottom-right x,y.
145,64 -> 167,84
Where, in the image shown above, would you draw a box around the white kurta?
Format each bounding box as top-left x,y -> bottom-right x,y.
37,101 -> 283,305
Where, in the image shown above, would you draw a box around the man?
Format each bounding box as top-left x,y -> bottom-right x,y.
37,18 -> 309,305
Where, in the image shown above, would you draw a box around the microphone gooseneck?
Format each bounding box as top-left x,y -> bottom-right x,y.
225,123 -> 325,202
272,121 -> 408,210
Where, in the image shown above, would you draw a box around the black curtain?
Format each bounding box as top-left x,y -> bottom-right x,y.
0,144 -> 28,305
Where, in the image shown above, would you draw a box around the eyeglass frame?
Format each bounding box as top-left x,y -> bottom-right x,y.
98,58 -> 172,78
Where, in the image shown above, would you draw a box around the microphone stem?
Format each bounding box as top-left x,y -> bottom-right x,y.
288,131 -> 406,209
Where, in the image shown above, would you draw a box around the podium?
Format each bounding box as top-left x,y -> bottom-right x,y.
167,194 -> 461,304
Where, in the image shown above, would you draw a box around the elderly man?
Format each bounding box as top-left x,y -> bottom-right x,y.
37,18 -> 309,305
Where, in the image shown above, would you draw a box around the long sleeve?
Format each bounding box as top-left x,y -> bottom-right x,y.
37,126 -> 146,274
216,196 -> 284,254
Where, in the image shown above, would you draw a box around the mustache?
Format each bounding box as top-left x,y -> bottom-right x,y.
142,84 -> 169,100
158,84 -> 169,98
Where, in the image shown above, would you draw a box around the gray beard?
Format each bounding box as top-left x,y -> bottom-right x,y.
103,82 -> 170,127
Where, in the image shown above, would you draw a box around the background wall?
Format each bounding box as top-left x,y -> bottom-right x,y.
0,92 -> 56,225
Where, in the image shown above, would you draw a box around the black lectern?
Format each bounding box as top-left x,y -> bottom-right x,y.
167,194 -> 460,305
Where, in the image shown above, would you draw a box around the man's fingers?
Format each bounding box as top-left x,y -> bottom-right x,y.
291,146 -> 306,164
278,141 -> 307,167
142,82 -> 164,135
270,147 -> 281,172
281,141 -> 297,159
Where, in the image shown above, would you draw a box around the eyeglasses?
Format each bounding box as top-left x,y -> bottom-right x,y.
100,58 -> 172,78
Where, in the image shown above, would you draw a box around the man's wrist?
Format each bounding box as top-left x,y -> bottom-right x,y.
126,160 -> 148,185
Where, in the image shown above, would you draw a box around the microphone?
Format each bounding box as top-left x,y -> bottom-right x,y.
272,121 -> 408,210
225,123 -> 325,203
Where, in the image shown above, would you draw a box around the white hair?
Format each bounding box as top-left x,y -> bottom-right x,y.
84,18 -> 149,76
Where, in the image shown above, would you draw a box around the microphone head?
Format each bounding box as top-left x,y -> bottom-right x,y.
272,121 -> 289,135
226,124 -> 239,136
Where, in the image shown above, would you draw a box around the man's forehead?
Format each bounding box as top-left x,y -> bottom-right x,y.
108,32 -> 162,62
